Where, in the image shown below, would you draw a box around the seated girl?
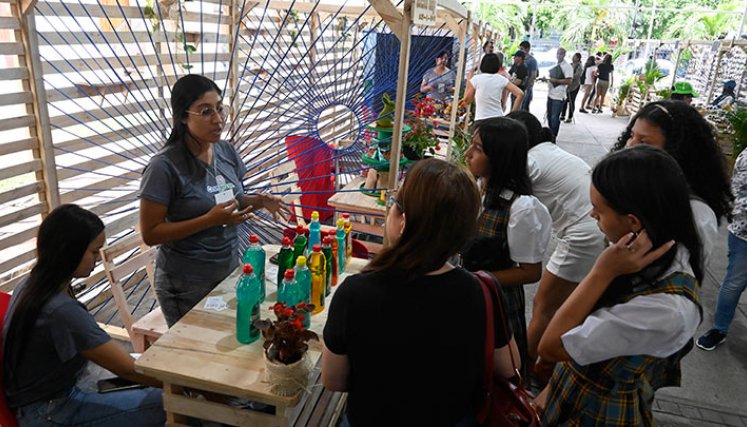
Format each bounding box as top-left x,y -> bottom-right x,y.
3,204 -> 165,427
538,145 -> 702,425
322,159 -> 519,427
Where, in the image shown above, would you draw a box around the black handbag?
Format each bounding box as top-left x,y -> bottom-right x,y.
474,271 -> 541,427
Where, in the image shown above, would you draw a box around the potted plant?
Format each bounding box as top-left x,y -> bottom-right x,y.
403,96 -> 441,160
253,302 -> 318,396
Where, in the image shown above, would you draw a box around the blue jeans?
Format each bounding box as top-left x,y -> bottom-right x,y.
546,98 -> 564,137
15,386 -> 165,427
520,85 -> 534,111
713,232 -> 747,333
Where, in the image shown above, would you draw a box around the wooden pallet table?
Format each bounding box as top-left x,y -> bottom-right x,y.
327,177 -> 387,254
135,245 -> 367,426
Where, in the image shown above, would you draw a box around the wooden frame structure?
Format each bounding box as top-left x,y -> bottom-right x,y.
0,0 -> 494,331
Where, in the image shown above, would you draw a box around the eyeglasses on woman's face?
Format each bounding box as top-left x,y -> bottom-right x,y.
386,192 -> 404,213
186,104 -> 232,120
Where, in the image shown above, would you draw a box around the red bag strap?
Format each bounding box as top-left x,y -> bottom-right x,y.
475,271 -> 521,423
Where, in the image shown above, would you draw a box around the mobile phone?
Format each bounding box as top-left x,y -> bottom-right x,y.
96,377 -> 147,393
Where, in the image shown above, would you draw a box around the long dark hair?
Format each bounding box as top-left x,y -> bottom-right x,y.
4,205 -> 105,382
506,111 -> 542,148
165,74 -> 222,147
612,100 -> 733,222
584,55 -> 596,69
593,145 -> 702,303
363,159 -> 480,282
475,117 -> 532,207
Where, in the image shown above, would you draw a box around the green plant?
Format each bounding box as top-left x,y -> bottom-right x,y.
450,125 -> 470,166
726,107 -> 747,159
615,77 -> 634,106
403,95 -> 440,157
254,302 -> 318,364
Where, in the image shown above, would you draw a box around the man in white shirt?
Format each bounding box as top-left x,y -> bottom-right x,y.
546,48 -> 573,137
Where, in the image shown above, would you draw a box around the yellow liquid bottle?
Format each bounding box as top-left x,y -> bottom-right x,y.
309,244 -> 327,315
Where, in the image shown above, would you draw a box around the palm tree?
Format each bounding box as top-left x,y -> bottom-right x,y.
551,0 -> 634,48
475,2 -> 525,42
664,1 -> 740,39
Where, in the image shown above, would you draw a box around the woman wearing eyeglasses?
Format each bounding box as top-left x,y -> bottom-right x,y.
322,159 -> 520,427
139,74 -> 288,327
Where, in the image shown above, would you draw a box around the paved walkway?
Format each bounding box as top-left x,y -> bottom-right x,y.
526,86 -> 747,426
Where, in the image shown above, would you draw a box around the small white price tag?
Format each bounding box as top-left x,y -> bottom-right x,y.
204,296 -> 228,311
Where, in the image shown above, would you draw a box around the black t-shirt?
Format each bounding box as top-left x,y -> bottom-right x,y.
509,63 -> 528,90
324,267 -> 511,427
597,63 -> 614,81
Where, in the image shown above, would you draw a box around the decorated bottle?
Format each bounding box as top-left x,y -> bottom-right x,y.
342,213 -> 352,260
321,236 -> 334,296
277,236 -> 294,286
309,244 -> 326,315
308,211 -> 321,249
294,256 -> 312,328
328,233 -> 339,287
235,264 -> 261,344
242,234 -> 266,302
292,225 -> 307,264
278,269 -> 304,307
336,218 -> 346,274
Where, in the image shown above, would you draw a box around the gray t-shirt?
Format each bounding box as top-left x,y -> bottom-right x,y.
2,280 -> 111,408
422,68 -> 456,101
524,55 -> 538,87
139,140 -> 248,282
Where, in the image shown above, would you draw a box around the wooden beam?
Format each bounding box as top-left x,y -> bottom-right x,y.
446,13 -> 469,161
387,0 -> 412,189
437,0 -> 468,20
16,9 -> 60,209
438,11 -> 461,36
368,0 -> 403,40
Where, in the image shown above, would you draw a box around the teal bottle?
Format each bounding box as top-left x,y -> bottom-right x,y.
278,269 -> 304,308
308,211 -> 321,249
242,234 -> 266,302
236,264 -> 261,344
292,225 -> 307,264
336,218 -> 347,274
294,256 -> 312,328
277,236 -> 294,286
321,236 -> 333,297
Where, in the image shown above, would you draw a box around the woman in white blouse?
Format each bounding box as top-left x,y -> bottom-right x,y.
460,53 -> 524,126
462,117 -> 552,376
537,145 -> 702,425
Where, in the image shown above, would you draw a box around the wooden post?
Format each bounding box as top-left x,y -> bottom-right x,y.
229,0 -> 240,141
16,8 -> 60,211
446,14 -> 468,162
386,0 -> 412,190
706,45 -> 725,104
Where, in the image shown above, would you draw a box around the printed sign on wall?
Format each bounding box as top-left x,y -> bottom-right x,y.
413,0 -> 437,27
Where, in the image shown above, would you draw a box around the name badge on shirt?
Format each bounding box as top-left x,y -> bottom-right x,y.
214,189 -> 234,205
215,175 -> 227,190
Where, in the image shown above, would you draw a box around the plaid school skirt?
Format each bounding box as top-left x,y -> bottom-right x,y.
541,361 -> 655,427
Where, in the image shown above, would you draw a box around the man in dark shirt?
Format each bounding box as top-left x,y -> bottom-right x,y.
519,41 -> 538,111
509,51 -> 528,111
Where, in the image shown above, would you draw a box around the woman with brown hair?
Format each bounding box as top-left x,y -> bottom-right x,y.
322,158 -> 519,427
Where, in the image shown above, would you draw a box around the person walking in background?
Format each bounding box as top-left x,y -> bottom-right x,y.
519,41 -> 538,111
508,50 -> 528,112
592,54 -> 614,113
712,80 -> 737,108
697,147 -> 747,351
579,56 -> 597,114
545,48 -> 573,137
560,52 -> 583,123
670,81 -> 699,106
